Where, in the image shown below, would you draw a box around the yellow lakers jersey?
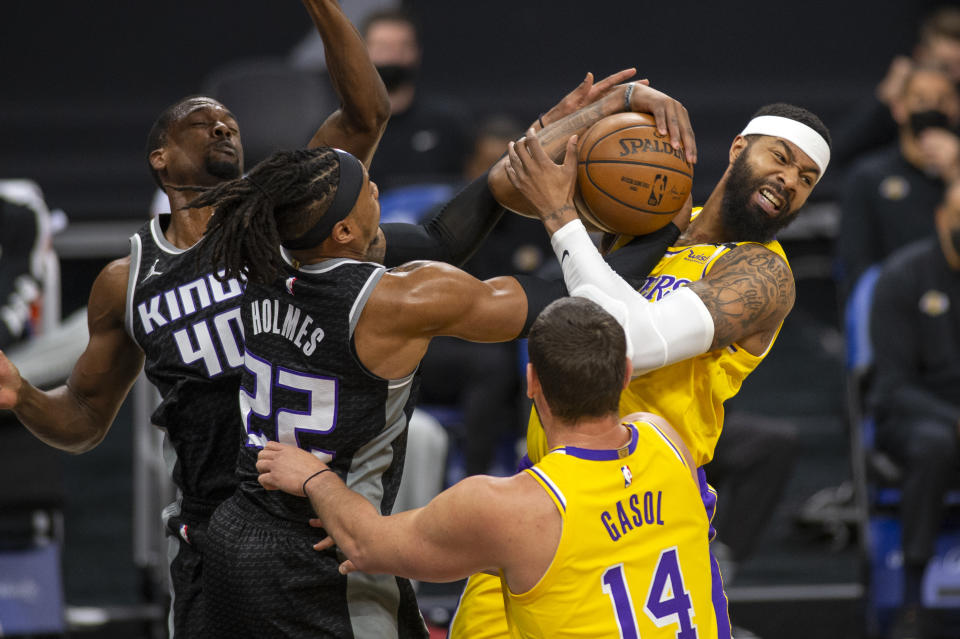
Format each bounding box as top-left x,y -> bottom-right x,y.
504,420 -> 717,639
527,225 -> 789,467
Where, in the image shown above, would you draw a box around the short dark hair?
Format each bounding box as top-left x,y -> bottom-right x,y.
361,7 -> 420,43
527,297 -> 626,423
750,103 -> 832,150
145,95 -> 226,188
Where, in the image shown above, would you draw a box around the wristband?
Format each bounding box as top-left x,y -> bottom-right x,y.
301,468 -> 331,496
624,83 -> 635,112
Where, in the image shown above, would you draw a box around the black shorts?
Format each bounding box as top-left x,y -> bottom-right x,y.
203,492 -> 427,639
164,509 -> 209,638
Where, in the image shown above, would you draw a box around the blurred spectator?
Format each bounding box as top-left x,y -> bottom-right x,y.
836,64 -> 960,301
416,115 -> 552,477
832,6 -> 960,169
361,8 -> 474,190
288,0 -> 399,72
868,180 -> 960,639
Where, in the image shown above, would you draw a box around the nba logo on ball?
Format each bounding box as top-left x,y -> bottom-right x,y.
577,112 -> 693,236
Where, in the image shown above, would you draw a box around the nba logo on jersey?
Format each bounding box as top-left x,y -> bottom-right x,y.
285,276 -> 297,295
621,465 -> 633,488
179,524 -> 190,544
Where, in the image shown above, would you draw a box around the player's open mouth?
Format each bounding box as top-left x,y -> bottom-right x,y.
757,187 -> 784,214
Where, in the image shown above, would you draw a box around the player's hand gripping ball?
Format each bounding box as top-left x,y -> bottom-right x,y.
576,112 -> 693,235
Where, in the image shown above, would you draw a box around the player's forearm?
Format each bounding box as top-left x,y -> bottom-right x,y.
304,0 -> 390,137
13,381 -> 111,453
490,91 -> 622,213
306,471 -> 404,575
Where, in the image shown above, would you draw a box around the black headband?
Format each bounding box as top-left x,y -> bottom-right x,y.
281,149 -> 366,250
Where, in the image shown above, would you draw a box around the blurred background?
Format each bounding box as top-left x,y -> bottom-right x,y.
0,1 -> 955,637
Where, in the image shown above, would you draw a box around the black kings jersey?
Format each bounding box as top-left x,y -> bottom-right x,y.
125,216 -> 245,515
236,257 -> 418,524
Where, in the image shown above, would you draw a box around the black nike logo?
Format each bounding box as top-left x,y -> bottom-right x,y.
561,250 -> 570,264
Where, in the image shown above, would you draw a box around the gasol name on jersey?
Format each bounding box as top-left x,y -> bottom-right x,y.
248,298 -> 324,356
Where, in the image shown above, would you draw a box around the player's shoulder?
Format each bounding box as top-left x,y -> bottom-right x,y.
715,241 -> 791,277
91,256 -> 132,316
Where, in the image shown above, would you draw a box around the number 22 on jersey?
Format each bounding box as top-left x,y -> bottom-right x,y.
240,349 -> 338,461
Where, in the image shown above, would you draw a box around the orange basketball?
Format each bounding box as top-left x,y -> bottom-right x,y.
576,112 -> 693,235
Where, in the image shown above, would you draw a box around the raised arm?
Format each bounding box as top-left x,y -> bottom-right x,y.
505,132 -> 793,374
303,0 -> 390,166
0,258 -> 144,452
256,441 -> 554,584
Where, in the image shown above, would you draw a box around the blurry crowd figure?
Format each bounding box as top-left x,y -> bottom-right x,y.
868,182 -> 960,639
834,9 -> 960,638
832,6 -> 960,168
360,8 -> 474,190
293,3 -> 474,190
836,62 -> 960,301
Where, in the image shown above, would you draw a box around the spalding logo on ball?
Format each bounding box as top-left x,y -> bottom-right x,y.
576,112 -> 693,235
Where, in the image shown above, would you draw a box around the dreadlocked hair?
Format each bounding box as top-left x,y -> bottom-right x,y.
193,147 -> 342,284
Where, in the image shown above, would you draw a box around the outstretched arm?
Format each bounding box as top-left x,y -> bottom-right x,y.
256,442 -> 546,583
303,0 -> 390,167
0,259 -> 144,452
505,133 -> 793,373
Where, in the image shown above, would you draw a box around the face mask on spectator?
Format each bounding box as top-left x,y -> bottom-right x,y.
909,109 -> 952,135
375,64 -> 416,91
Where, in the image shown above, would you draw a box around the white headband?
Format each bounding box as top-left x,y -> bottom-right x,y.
739,115 -> 830,181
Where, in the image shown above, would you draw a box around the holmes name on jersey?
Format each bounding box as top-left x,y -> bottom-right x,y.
249,298 -> 325,356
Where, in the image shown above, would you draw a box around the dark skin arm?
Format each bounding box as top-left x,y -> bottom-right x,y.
0,259 -> 144,452
354,262 -> 527,380
303,0 -> 390,167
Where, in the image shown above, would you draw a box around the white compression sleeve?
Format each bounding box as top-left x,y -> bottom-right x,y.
550,219 -> 715,375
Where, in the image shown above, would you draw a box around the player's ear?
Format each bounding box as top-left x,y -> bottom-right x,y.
329,219 -> 354,245
728,135 -> 749,163
623,358 -> 633,389
525,363 -> 538,400
149,148 -> 167,173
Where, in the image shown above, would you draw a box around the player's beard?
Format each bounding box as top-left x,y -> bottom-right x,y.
720,150 -> 799,243
206,155 -> 242,181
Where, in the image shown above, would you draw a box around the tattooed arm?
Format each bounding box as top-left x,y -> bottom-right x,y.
689,243 -> 795,354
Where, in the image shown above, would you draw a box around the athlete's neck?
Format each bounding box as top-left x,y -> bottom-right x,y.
164,205 -> 216,249
544,415 -> 631,452
677,186 -> 728,245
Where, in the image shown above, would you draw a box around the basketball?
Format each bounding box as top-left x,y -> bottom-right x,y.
576,112 -> 693,235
